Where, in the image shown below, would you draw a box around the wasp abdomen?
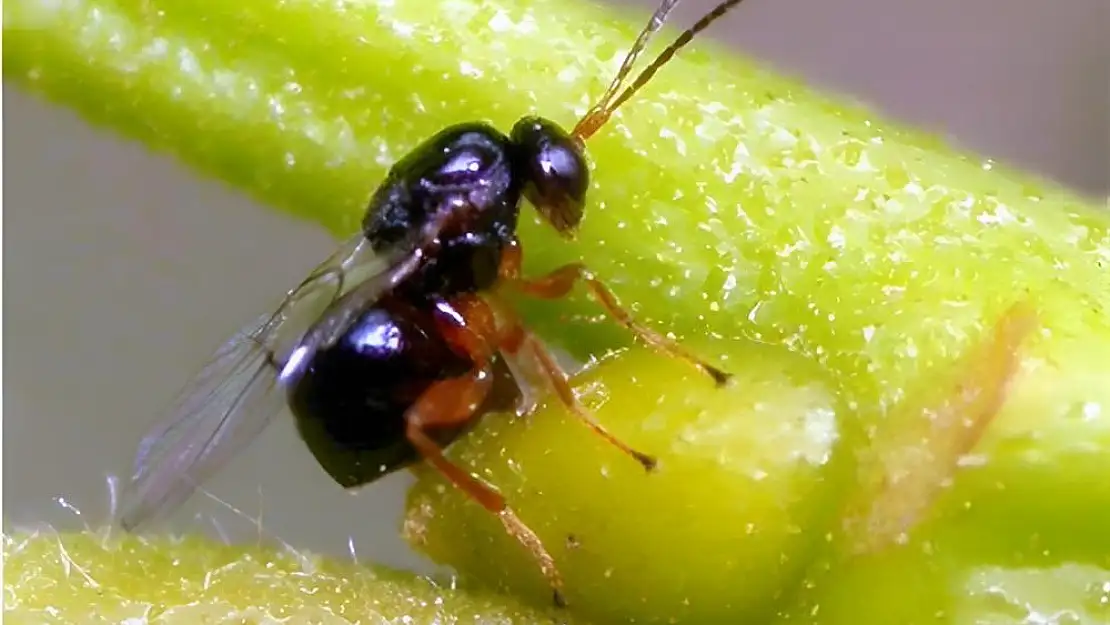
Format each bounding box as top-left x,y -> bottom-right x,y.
286,294 -> 471,488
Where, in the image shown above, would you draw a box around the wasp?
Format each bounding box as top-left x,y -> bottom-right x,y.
118,0 -> 745,606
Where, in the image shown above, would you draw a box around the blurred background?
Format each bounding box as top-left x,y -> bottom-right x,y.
5,0 -> 1107,574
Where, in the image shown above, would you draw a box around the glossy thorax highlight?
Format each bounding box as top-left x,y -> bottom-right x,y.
360,117 -> 588,298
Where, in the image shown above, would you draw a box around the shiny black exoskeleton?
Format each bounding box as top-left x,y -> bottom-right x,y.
363,118 -> 587,298
288,295 -> 472,487
288,292 -> 528,488
287,117 -> 588,488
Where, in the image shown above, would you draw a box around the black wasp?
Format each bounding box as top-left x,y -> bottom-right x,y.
118,0 -> 745,606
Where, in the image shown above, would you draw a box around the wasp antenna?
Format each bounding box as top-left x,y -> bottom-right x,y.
572,0 -> 683,142
572,0 -> 747,142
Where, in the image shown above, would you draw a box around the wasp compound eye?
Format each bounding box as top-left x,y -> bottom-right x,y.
511,116 -> 588,237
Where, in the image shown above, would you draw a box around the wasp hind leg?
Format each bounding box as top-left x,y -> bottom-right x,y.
487,290 -> 658,472
410,296 -> 566,607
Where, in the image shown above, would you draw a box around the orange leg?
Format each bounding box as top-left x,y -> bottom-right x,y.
413,296 -> 566,606
498,240 -> 731,386
486,291 -> 657,471
526,329 -> 658,471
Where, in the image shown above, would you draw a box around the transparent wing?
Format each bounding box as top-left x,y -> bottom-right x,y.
117,313 -> 289,531
116,229 -> 430,531
274,210 -> 452,387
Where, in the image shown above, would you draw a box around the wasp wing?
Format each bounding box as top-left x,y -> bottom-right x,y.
117,230 -> 429,531
274,211 -> 452,388
118,313 -> 289,531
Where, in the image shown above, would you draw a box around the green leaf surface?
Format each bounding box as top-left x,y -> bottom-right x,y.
5,0 -> 1109,623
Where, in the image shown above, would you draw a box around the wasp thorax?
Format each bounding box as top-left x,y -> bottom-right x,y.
510,116 -> 589,237
361,122 -> 519,252
358,122 -> 523,295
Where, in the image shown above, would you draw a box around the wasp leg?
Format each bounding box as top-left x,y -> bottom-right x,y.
412,296 -> 566,607
488,295 -> 657,472
497,239 -> 731,386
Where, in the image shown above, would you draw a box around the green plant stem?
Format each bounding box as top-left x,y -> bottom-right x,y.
1,530 -> 591,624
5,0 -> 1110,623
